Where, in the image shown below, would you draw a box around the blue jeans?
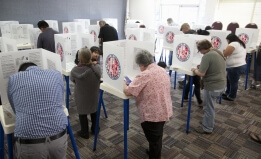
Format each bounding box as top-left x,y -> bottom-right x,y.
168,51 -> 173,66
226,64 -> 246,99
202,88 -> 224,132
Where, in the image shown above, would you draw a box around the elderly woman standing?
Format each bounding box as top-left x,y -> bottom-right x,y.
123,50 -> 173,159
222,34 -> 247,101
71,48 -> 101,139
192,40 -> 226,134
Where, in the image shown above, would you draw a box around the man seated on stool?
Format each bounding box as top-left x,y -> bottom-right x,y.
7,62 -> 68,159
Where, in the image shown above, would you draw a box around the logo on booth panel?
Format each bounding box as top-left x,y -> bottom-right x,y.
128,34 -> 137,40
238,33 -> 249,44
105,54 -> 121,80
165,31 -> 175,44
158,25 -> 165,34
90,30 -> 97,42
176,43 -> 191,62
211,36 -> 222,49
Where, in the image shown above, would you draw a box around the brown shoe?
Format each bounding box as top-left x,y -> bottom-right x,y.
198,102 -> 204,107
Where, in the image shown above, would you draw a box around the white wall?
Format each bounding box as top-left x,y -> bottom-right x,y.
129,0 -> 155,29
128,0 -> 218,27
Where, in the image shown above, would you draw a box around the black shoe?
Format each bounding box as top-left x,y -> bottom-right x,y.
222,96 -> 234,101
146,149 -> 149,155
91,127 -> 100,135
222,93 -> 228,97
77,131 -> 89,139
178,81 -> 184,85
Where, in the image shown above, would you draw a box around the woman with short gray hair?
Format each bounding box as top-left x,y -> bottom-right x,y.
124,50 -> 173,159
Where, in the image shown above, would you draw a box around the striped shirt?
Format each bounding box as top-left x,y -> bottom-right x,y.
7,66 -> 67,139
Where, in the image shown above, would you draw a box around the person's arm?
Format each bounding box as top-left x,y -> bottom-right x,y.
123,81 -> 132,96
191,68 -> 205,77
223,45 -> 235,57
7,77 -> 15,113
37,34 -> 43,49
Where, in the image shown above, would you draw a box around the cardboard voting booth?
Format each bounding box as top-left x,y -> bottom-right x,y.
62,22 -> 84,34
0,49 -> 62,105
0,21 -> 19,38
103,40 -> 154,92
208,30 -> 231,52
74,19 -> 90,33
10,24 -> 33,44
29,28 -> 41,49
54,33 -> 94,71
103,18 -> 118,31
0,37 -> 17,52
163,26 -> 183,50
156,23 -> 167,38
89,25 -> 100,47
126,20 -> 144,24
236,28 -> 260,50
125,28 -> 155,43
172,35 -> 211,71
45,20 -> 59,32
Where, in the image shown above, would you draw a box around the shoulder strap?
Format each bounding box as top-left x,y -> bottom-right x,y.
212,49 -> 226,61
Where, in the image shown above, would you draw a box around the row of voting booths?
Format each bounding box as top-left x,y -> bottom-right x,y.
0,18 -> 119,53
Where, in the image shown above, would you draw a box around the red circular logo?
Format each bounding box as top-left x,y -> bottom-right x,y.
238,33 -> 249,44
128,34 -> 137,40
105,54 -> 121,80
158,25 -> 164,34
211,36 -> 222,49
90,30 -> 97,42
176,43 -> 191,62
165,31 -> 174,44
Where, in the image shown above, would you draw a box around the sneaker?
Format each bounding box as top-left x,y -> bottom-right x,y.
222,96 -> 234,101
194,126 -> 212,134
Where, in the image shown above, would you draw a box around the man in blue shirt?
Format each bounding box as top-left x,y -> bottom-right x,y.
8,62 -> 68,159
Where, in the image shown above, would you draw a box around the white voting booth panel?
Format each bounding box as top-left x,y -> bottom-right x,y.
0,37 -> 17,52
103,18 -> 118,31
45,20 -> 59,32
11,24 -> 33,44
0,48 -> 62,105
186,34 -> 211,67
103,40 -> 154,93
55,34 -> 80,71
0,21 -> 19,38
79,33 -> 95,48
163,26 -> 183,50
125,23 -> 140,30
126,28 -> 142,41
74,19 -> 90,33
62,22 -> 84,34
127,20 -> 144,24
89,25 -> 100,47
29,28 -> 41,49
172,35 -> 195,71
192,24 -> 206,30
156,23 -> 167,38
209,30 -> 231,52
236,28 -> 260,50
126,28 -> 155,43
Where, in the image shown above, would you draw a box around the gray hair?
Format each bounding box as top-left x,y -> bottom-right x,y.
135,50 -> 154,67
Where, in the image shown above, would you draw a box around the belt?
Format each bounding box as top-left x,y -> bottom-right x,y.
16,129 -> 66,144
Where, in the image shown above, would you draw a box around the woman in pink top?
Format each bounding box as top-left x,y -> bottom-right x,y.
124,50 -> 173,159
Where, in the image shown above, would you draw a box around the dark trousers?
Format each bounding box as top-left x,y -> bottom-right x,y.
184,75 -> 203,104
141,121 -> 165,159
79,112 -> 97,136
